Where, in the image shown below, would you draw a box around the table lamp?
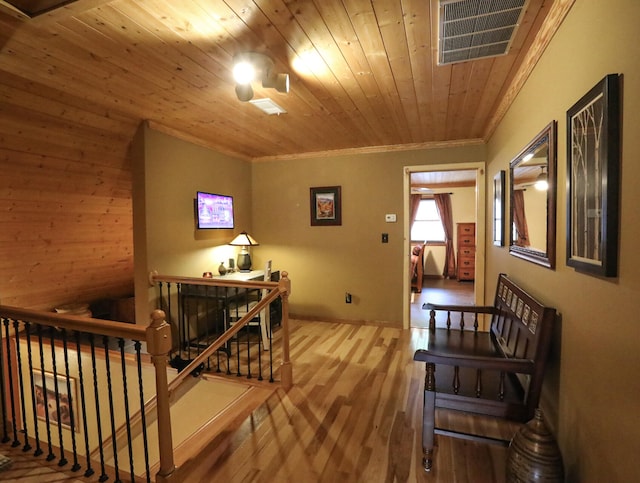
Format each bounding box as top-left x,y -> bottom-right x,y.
229,231 -> 259,272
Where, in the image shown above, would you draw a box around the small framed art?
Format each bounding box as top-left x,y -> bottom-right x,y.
310,186 -> 342,226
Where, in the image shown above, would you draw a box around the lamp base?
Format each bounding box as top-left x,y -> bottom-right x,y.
237,252 -> 252,272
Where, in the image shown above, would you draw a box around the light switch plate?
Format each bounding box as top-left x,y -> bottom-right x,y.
385,213 -> 397,222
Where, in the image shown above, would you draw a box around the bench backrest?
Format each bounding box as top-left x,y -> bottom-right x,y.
490,273 -> 556,400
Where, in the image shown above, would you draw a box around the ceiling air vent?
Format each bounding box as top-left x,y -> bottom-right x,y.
438,0 -> 527,65
249,98 -> 287,115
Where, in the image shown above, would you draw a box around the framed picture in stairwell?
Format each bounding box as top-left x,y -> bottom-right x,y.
566,73 -> 621,277
310,186 -> 342,226
33,371 -> 79,432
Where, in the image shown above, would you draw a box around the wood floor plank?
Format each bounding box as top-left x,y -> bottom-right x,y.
2,315 -> 520,482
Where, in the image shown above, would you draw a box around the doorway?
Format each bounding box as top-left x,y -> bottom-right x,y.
402,163 -> 486,330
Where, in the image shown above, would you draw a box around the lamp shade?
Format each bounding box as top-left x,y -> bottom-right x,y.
229,231 -> 259,247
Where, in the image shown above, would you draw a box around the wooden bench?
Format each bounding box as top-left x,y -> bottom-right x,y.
413,273 -> 556,471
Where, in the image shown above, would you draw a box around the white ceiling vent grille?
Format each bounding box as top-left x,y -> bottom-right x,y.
249,98 -> 287,115
438,0 -> 527,65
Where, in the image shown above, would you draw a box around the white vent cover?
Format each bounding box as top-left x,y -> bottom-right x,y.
249,98 -> 287,115
438,0 -> 527,65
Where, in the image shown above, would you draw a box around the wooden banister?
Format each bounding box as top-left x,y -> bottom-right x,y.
0,305 -> 145,340
150,270 -> 293,391
165,288 -> 281,395
0,269 -> 293,481
146,309 -> 177,483
279,272 -> 292,390
150,272 -> 280,291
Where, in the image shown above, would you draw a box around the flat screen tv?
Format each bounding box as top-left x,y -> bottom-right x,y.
195,191 -> 234,229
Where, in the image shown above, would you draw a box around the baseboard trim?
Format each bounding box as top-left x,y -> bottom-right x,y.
290,314 -> 401,328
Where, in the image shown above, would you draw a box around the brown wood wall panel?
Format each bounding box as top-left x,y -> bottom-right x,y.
0,75 -> 136,312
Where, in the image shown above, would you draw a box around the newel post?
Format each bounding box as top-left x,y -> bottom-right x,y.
279,271 -> 293,390
146,310 -> 177,482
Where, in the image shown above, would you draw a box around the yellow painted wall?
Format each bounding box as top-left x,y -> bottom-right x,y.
132,124 -> 252,323
485,0 -> 640,480
251,146 -> 484,324
133,125 -> 484,325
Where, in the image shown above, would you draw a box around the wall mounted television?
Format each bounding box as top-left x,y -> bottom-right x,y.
195,191 -> 234,229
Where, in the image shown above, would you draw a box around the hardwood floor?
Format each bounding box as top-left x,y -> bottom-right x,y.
411,277 -> 475,329
0,314 -> 520,483
185,318 -> 518,482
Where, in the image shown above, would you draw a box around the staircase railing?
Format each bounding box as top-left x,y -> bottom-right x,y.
150,271 -> 292,390
0,271 -> 292,482
0,306 -> 157,482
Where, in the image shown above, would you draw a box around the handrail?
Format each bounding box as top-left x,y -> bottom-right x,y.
165,288 -> 280,395
98,272 -> 292,478
0,305 -> 146,340
150,273 -> 279,290
0,305 -> 160,481
0,271 -> 292,482
149,270 -> 292,390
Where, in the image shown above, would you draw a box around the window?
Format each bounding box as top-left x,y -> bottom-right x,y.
411,199 -> 445,242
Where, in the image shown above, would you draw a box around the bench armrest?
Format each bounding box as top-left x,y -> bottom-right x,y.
414,349 -> 536,373
422,303 -> 499,315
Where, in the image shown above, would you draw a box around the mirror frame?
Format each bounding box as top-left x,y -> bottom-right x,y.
509,121 -> 557,269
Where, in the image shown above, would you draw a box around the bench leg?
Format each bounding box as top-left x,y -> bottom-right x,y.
421,362 -> 436,471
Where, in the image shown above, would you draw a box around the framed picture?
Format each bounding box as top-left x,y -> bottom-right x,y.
310,186 -> 342,226
566,74 -> 621,277
493,170 -> 505,246
34,371 -> 78,432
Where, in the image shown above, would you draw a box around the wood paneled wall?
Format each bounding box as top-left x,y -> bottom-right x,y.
0,73 -> 139,310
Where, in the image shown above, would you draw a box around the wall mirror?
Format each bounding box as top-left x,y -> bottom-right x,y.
509,121 -> 557,268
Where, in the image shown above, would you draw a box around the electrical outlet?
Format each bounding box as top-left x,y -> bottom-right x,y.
345,292 -> 352,304
382,233 -> 389,243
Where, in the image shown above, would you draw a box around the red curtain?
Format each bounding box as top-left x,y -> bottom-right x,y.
410,194 -> 421,227
512,189 -> 530,246
434,193 -> 456,279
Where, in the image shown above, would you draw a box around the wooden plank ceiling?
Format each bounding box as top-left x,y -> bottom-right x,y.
0,0 -> 568,161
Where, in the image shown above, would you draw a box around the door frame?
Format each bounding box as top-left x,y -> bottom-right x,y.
403,162 -> 486,330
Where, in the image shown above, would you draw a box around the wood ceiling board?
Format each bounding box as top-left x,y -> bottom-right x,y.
0,0 -> 568,160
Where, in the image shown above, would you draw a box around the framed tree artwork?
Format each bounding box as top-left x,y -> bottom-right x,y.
493,170 -> 506,246
566,74 -> 621,277
310,186 -> 342,226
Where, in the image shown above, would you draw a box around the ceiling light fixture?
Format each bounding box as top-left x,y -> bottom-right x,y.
534,167 -> 548,191
233,61 -> 256,85
232,52 -> 290,102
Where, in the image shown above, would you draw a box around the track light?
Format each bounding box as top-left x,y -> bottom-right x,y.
232,52 -> 290,102
233,61 -> 256,85
262,72 -> 290,93
235,83 -> 254,102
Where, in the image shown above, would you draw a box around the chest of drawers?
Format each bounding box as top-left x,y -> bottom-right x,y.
457,223 -> 475,281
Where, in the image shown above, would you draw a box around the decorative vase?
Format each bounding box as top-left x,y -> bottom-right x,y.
506,408 -> 564,482
218,262 -> 227,276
